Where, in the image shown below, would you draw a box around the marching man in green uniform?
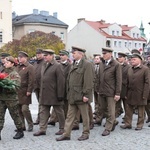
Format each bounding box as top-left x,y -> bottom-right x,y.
0,56 -> 24,140
56,46 -> 94,141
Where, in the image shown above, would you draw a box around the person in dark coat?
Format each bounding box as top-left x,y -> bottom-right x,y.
93,54 -> 102,125
56,46 -> 94,141
33,48 -> 45,125
99,47 -> 122,136
142,55 -> 150,126
116,52 -> 130,122
33,49 -> 65,136
16,51 -> 34,132
120,53 -> 150,130
48,50 -> 71,126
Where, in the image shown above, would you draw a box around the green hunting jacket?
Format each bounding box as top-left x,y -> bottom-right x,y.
67,58 -> 94,104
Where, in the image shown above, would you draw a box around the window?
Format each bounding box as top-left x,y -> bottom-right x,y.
0,12 -> 2,19
60,32 -> 64,40
119,41 -> 121,47
139,43 -> 141,48
135,43 -> 137,48
0,31 -> 2,42
52,31 -> 55,35
125,42 -> 127,47
114,41 -> 117,47
28,29 -> 35,34
137,34 -> 139,38
117,31 -> 119,36
112,30 -> 115,36
133,33 -> 135,38
129,42 -> 131,48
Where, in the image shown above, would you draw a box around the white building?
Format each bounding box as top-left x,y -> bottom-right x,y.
67,19 -> 147,58
0,0 -> 12,48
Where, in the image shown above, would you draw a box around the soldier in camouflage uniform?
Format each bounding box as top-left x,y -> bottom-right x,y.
0,56 -> 24,140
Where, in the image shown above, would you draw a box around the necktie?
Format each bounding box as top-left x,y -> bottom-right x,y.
95,65 -> 99,74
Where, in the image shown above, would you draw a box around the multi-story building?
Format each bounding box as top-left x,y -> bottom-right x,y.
67,19 -> 147,58
0,0 -> 12,48
12,9 -> 68,45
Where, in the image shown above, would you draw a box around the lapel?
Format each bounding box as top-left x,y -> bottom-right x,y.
42,60 -> 55,74
69,59 -> 84,73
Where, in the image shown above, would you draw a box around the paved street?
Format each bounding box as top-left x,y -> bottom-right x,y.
0,93 -> 150,150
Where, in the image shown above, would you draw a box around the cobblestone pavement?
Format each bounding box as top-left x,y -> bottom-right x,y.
0,94 -> 150,150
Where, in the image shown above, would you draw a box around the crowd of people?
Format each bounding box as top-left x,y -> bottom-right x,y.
0,46 -> 150,141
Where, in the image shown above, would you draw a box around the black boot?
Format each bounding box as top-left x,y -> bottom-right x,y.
13,129 -> 24,139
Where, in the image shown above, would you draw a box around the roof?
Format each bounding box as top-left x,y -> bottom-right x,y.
85,20 -> 146,42
13,14 -> 68,27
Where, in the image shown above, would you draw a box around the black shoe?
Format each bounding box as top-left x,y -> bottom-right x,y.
72,126 -> 79,130
111,120 -> 119,131
33,121 -> 39,125
146,118 -> 150,123
48,121 -> 55,126
13,131 -> 24,139
94,120 -> 101,126
28,126 -> 33,132
15,128 -> 26,132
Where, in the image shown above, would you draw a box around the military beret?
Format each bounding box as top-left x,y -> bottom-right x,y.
102,47 -> 113,53
18,51 -> 29,57
36,48 -> 43,54
42,49 -> 55,55
0,52 -> 10,58
5,56 -> 16,63
59,50 -> 69,56
71,46 -> 86,53
131,49 -> 140,54
131,53 -> 143,60
118,52 -> 127,57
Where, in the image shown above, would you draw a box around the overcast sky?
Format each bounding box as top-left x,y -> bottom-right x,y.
12,0 -> 150,39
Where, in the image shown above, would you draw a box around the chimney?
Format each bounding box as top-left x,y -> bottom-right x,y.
77,18 -> 85,23
12,11 -> 16,19
33,9 -> 38,15
98,19 -> 105,24
53,12 -> 57,18
40,11 -> 49,16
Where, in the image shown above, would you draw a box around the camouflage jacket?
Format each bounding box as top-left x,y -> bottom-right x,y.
0,67 -> 21,100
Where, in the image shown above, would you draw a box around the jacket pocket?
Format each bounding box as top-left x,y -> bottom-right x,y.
74,86 -> 83,102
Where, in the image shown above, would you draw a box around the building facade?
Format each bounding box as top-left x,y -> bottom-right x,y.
12,9 -> 68,45
0,0 -> 12,48
67,19 -> 147,59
